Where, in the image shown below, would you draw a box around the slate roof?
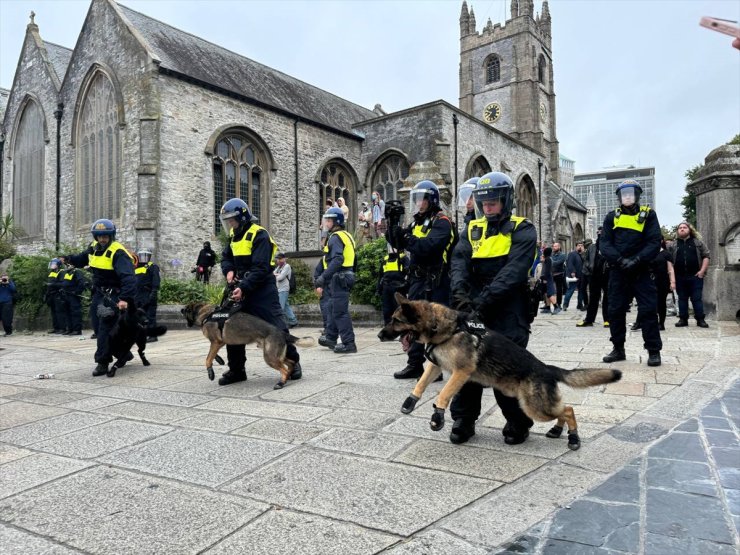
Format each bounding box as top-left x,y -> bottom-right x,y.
44,42 -> 73,84
117,3 -> 376,135
547,180 -> 586,213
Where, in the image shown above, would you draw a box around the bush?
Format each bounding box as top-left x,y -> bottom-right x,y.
158,279 -> 224,305
350,237 -> 387,309
289,258 -> 320,305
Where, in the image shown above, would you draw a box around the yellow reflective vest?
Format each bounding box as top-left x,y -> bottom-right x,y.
88,242 -> 134,271
230,224 -> 279,268
613,206 -> 651,233
469,215 -> 527,259
322,229 -> 356,269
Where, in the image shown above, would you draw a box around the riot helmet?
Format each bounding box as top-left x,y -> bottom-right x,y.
458,177 -> 479,212
322,206 -> 346,229
615,180 -> 642,208
137,249 -> 152,264
49,258 -> 61,270
410,180 -> 441,215
91,219 -> 116,239
474,172 -> 514,221
220,198 -> 253,231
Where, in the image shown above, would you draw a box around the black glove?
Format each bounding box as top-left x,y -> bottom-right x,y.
314,276 -> 325,288
452,292 -> 473,312
472,294 -> 490,314
405,233 -> 417,248
619,256 -> 640,271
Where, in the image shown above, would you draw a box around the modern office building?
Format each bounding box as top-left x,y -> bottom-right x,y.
573,166 -> 656,231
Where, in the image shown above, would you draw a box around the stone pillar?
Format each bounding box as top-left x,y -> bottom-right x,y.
687,144 -> 740,320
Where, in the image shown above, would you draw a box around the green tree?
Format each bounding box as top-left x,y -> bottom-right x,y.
0,214 -> 25,262
729,133 -> 740,145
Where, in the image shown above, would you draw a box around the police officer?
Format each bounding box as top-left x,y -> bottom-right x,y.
449,172 -> 538,445
315,207 -> 357,354
59,260 -> 87,335
599,180 -> 662,367
377,248 -> 408,324
134,248 -> 161,341
458,177 -> 479,226
219,198 -> 302,385
63,219 -> 137,376
394,180 -> 456,379
45,258 -> 65,334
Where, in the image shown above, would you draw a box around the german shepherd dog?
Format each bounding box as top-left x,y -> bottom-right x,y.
107,308 -> 167,378
181,302 -> 313,389
378,293 -> 622,450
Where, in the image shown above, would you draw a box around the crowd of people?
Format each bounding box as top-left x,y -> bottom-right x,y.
17,172 -> 711,448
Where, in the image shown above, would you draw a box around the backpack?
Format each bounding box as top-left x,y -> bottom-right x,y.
288,267 -> 297,294
526,277 -> 546,323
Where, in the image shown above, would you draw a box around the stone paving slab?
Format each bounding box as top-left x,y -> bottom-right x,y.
0,412 -> 113,446
205,509 -> 398,555
175,411 -> 258,432
1,524 -> 81,555
195,397 -> 332,421
100,429 -> 293,487
0,453 -> 93,499
0,444 -> 33,464
0,466 -> 267,554
31,420 -> 172,459
225,447 -> 499,535
0,401 -> 69,430
231,418 -> 329,444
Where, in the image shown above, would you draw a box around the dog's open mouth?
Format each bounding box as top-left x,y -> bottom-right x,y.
400,331 -> 418,352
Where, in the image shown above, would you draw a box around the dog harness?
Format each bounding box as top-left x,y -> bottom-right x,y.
203,302 -> 243,332
423,315 -> 488,365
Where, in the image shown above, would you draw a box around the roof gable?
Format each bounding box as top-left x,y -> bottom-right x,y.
116,2 -> 375,134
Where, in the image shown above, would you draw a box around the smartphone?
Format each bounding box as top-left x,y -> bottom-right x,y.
700,16 -> 740,38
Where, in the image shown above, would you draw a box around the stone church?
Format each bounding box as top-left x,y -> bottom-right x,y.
1,0 -> 585,276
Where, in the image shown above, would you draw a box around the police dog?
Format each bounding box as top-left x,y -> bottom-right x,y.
378,293 -> 622,449
107,308 -> 167,378
181,301 -> 313,389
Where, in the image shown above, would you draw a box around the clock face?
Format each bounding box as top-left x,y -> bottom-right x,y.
483,102 -> 502,124
539,103 -> 547,123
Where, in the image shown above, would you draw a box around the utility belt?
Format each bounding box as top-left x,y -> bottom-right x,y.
409,264 -> 443,281
332,270 -> 355,290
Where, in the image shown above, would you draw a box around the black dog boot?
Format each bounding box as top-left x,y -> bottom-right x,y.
603,346 -> 626,363
449,419 -> 476,444
393,365 -> 423,379
568,431 -> 581,450
401,394 -> 420,414
546,424 -> 564,438
647,351 -> 662,367
430,404 -> 446,431
92,363 -> 109,377
218,369 -> 247,386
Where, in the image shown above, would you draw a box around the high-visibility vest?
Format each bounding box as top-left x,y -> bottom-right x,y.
613,206 -> 651,233
411,214 -> 456,264
322,229 -> 356,269
88,242 -> 134,271
230,224 -> 279,269
382,253 -> 405,273
468,215 -> 527,259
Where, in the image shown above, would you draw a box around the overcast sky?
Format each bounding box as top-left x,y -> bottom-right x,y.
1,0 -> 738,227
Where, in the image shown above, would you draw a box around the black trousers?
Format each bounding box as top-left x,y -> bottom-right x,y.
554,274 -> 565,306
63,294 -> 83,333
325,272 -> 355,345
380,282 -> 402,324
450,293 -> 534,433
406,273 -> 450,370
92,290 -> 120,364
226,285 -> 300,373
608,269 -> 662,351
584,272 -> 609,324
0,301 -> 14,334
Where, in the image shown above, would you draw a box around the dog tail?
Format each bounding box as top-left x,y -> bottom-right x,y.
556,366 -> 622,388
146,325 -> 168,338
287,335 -> 315,348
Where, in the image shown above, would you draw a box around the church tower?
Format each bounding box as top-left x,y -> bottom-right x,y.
586,187 -> 598,241
459,1 -> 560,183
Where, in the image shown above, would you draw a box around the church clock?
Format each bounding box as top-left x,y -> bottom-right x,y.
483,102 -> 502,124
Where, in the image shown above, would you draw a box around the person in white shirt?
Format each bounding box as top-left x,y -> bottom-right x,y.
274,253 -> 298,328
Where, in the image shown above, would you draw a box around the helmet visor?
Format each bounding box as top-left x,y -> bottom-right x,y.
219,212 -> 240,231
137,251 -> 152,264
618,186 -> 638,206
458,185 -> 475,210
410,188 -> 433,213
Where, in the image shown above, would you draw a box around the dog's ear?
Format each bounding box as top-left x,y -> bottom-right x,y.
394,292 -> 407,305
400,301 -> 418,324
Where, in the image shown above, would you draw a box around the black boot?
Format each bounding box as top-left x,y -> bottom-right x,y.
696,319 -> 709,328
603,346 -> 626,363
675,318 -> 688,327
334,342 -> 358,354
289,361 -> 302,380
393,365 -> 423,379
218,368 -> 247,386
631,322 -> 641,331
92,362 -> 109,377
449,419 -> 476,444
318,335 -> 337,349
647,351 -> 662,367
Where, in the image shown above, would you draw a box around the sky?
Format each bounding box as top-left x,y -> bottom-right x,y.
1,0 -> 738,227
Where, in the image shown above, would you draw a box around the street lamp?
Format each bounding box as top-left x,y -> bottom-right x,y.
537,159 -> 543,239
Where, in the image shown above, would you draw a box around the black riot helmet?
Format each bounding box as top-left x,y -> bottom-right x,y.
473,172 -> 515,221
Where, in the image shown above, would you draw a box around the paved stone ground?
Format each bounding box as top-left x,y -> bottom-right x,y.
0,309 -> 737,554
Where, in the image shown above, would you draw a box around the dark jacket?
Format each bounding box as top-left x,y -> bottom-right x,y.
566,250 -> 583,278
0,280 -> 16,304
58,267 -> 88,296
600,208 -> 662,270
221,222 -> 275,296
405,212 -> 453,270
551,251 -> 566,275
196,247 -> 217,268
135,263 -> 161,306
667,237 -> 710,276
68,242 -> 137,303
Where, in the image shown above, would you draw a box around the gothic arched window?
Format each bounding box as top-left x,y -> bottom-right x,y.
372,154 -> 409,202
13,100 -> 45,237
515,175 -> 537,222
467,156 -> 492,179
212,134 -> 267,233
485,55 -> 501,84
538,54 -> 547,84
318,160 -> 355,229
77,72 -> 121,225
